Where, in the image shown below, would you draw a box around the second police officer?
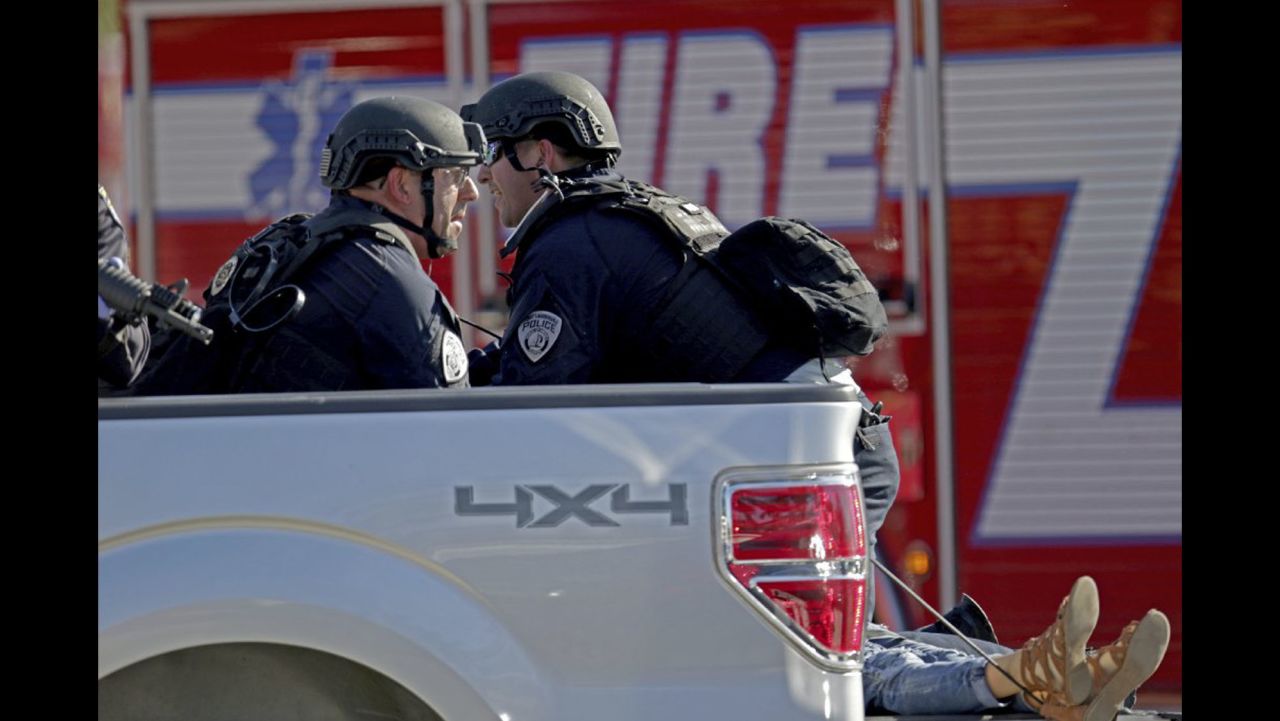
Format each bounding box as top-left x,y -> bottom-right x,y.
461,71 -> 908,623
134,96 -> 485,394
98,183 -> 151,395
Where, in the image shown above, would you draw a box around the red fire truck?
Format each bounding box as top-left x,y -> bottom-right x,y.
100,0 -> 1181,694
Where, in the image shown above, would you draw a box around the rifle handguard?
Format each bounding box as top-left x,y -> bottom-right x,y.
98,259 -> 214,345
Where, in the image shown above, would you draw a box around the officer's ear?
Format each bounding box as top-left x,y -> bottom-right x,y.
385,165 -> 415,203
535,138 -> 562,172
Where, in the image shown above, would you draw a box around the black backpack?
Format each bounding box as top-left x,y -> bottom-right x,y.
598,180 -> 888,359
132,204 -> 423,396
131,213 -> 318,395
701,216 -> 888,357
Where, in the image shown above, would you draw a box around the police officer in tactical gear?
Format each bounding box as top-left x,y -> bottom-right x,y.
463,70 -> 1003,654
460,71 -> 921,625
98,183 -> 151,394
463,70 -> 808,384
133,96 -> 483,394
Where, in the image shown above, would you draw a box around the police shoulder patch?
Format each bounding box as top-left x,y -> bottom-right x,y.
517,310 -> 562,363
441,330 -> 468,384
210,256 -> 238,296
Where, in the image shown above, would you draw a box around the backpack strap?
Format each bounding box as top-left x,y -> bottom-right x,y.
256,206 -> 417,305
500,174 -> 635,260
596,183 -> 775,381
304,206 -> 417,261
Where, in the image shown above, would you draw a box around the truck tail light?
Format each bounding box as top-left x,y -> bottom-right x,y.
715,467 -> 868,671
731,485 -> 866,561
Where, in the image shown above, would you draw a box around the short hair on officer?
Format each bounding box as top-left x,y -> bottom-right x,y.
461,71 -> 621,167
321,95 -> 486,190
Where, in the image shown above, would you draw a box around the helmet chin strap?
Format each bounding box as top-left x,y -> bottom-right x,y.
425,227 -> 456,259
419,174 -> 458,259
370,174 -> 456,259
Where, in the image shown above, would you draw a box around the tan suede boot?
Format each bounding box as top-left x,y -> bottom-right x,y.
1015,576 -> 1099,708
1036,609 -> 1171,721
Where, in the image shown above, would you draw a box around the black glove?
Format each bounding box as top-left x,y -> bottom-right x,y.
466,341 -> 502,386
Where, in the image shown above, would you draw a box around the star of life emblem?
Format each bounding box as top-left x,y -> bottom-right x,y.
442,330 -> 467,384
210,256 -> 238,296
518,311 -> 562,363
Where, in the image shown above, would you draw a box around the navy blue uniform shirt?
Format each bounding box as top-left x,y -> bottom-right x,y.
492,169 -> 808,385
230,195 -> 469,392
132,195 -> 469,394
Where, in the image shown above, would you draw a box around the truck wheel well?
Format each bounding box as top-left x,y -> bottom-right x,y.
99,642 -> 445,721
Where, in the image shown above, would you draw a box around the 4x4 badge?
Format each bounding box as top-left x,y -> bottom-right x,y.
455,483 -> 688,527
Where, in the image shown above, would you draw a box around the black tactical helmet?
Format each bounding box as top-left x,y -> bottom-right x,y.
461,71 -> 621,159
320,96 -> 486,189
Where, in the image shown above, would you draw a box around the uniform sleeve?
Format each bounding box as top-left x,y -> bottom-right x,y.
491,215 -> 611,386
354,257 -> 470,390
97,186 -> 152,390
493,270 -> 599,385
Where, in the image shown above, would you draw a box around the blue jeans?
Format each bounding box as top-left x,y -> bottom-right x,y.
863,635 -> 1033,715
894,629 -> 1013,658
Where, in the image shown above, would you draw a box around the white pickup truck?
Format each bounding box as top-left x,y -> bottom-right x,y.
98,383 -> 872,721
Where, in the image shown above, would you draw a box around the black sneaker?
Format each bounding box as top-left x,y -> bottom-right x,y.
917,593 -> 1001,645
